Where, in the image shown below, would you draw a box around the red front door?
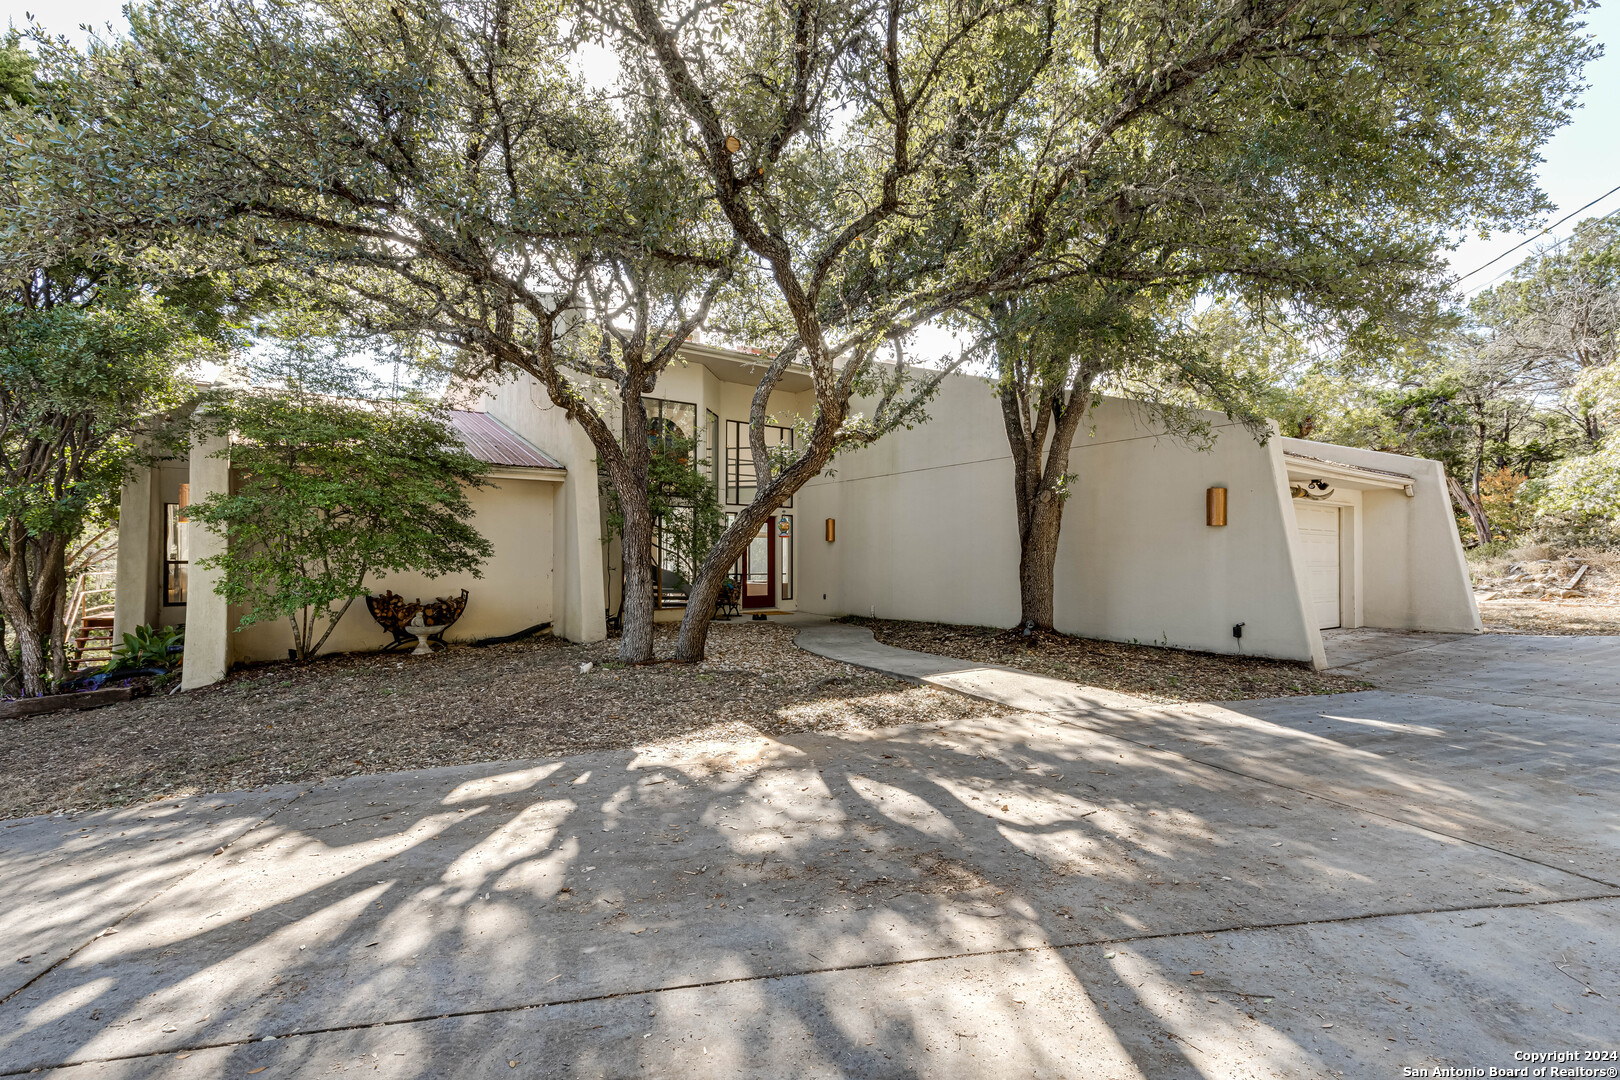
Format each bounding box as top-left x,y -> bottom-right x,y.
742,517 -> 776,608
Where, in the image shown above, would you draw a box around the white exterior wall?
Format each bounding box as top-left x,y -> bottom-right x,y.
1280,438 -> 1481,633
797,374 -> 1325,666
1060,405 -> 1322,665
483,373 -> 606,643
796,374 -> 1021,626
226,477 -> 558,663
113,457 -> 162,641
180,429 -> 232,689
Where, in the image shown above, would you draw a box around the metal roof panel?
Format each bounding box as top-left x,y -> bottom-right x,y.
447,410 -> 566,471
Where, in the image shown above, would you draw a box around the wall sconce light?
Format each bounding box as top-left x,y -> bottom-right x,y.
825,518 -> 836,543
1206,487 -> 1227,527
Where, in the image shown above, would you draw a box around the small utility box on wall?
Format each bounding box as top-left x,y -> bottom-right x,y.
825,518 -> 836,543
1206,487 -> 1228,527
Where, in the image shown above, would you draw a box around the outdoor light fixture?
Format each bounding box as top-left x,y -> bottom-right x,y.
825,518 -> 836,543
1206,487 -> 1228,527
1290,478 -> 1335,500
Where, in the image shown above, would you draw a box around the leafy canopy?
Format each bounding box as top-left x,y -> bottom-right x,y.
0,295 -> 201,540
188,336 -> 493,661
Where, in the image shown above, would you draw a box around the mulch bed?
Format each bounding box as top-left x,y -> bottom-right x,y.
846,617 -> 1368,704
0,623 -> 1001,821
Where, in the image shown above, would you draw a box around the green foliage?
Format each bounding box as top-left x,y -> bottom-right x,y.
0,32 -> 36,108
0,296 -> 200,538
1470,214 -> 1620,445
1295,215 -> 1619,549
0,295 -> 201,695
1534,438 -> 1620,548
187,339 -> 493,661
601,429 -> 724,601
106,624 -> 185,672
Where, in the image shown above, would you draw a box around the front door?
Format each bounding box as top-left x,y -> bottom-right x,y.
742,517 -> 776,609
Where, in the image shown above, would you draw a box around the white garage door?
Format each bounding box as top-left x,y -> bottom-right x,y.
1294,503 -> 1341,629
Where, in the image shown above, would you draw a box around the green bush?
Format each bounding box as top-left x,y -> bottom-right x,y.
105,624 -> 185,672
1533,438 -> 1620,550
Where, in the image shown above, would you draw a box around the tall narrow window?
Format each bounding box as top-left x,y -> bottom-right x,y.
778,515 -> 793,600
640,399 -> 700,608
726,420 -> 794,507
651,514 -> 691,608
705,409 -> 720,499
164,497 -> 189,605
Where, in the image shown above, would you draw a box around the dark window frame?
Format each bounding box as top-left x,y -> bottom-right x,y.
726,419 -> 794,507
163,502 -> 189,606
705,409 -> 720,500
643,397 -> 698,455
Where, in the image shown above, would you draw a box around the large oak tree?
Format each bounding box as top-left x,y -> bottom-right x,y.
959,0 -> 1594,629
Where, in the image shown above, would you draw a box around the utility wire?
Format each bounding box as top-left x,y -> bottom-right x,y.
1452,183 -> 1620,286
1462,229 -> 1579,297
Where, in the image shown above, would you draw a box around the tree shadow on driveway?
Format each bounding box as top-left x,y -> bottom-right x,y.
2,684 -> 1616,1077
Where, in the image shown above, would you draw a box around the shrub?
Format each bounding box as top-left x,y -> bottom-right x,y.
188,345 -> 492,661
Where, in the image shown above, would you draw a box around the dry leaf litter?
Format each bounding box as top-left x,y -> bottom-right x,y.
0,622 -> 1001,820
847,617 -> 1368,703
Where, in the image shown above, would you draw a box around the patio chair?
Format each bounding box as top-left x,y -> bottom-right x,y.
715,579 -> 741,620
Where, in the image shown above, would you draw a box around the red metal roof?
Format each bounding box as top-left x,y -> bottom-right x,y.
447,410 -> 565,471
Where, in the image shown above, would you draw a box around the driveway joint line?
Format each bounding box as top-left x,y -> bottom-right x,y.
1321,635 -> 1470,670
0,789 -> 314,1010
1066,712 -> 1620,893
8,890 -> 1616,1076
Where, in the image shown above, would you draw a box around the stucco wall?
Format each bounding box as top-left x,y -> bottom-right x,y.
1059,404 -> 1321,663
797,374 -> 1325,665
227,477 -> 557,663
483,372 -> 606,642
795,372 -> 1021,627
1279,438 -> 1481,633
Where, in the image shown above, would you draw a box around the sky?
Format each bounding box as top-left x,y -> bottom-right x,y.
5,0 -> 1618,296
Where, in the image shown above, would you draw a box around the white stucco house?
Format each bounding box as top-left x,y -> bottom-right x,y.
112,341 -> 1481,688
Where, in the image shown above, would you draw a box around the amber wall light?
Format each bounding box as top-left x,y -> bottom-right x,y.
1206,487 -> 1228,527
825,518 -> 836,543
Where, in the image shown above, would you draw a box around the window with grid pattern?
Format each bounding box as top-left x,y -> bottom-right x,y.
643,397 -> 697,449
726,420 -> 793,507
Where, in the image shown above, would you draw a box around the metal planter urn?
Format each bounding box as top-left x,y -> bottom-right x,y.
366,589 -> 469,652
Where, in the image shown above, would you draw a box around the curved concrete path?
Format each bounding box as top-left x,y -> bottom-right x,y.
796,623 -> 1155,713
0,627 -> 1614,1078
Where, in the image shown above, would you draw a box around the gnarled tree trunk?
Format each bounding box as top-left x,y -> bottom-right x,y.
1447,474 -> 1494,545
674,396 -> 847,662
1000,371 -> 1096,632
611,401 -> 658,664
0,526 -> 69,697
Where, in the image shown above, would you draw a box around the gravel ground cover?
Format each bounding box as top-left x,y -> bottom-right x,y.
0,623 -> 1002,820
1468,547 -> 1620,635
1476,598 -> 1620,634
847,617 -> 1369,702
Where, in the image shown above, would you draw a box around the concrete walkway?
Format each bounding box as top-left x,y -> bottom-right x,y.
1,629 -> 1615,1077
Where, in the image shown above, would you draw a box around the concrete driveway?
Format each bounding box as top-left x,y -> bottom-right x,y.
1,629 -> 1615,1078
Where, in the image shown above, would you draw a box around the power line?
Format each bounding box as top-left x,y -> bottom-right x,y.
1452,183 -> 1620,286
1461,228 -> 1579,297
